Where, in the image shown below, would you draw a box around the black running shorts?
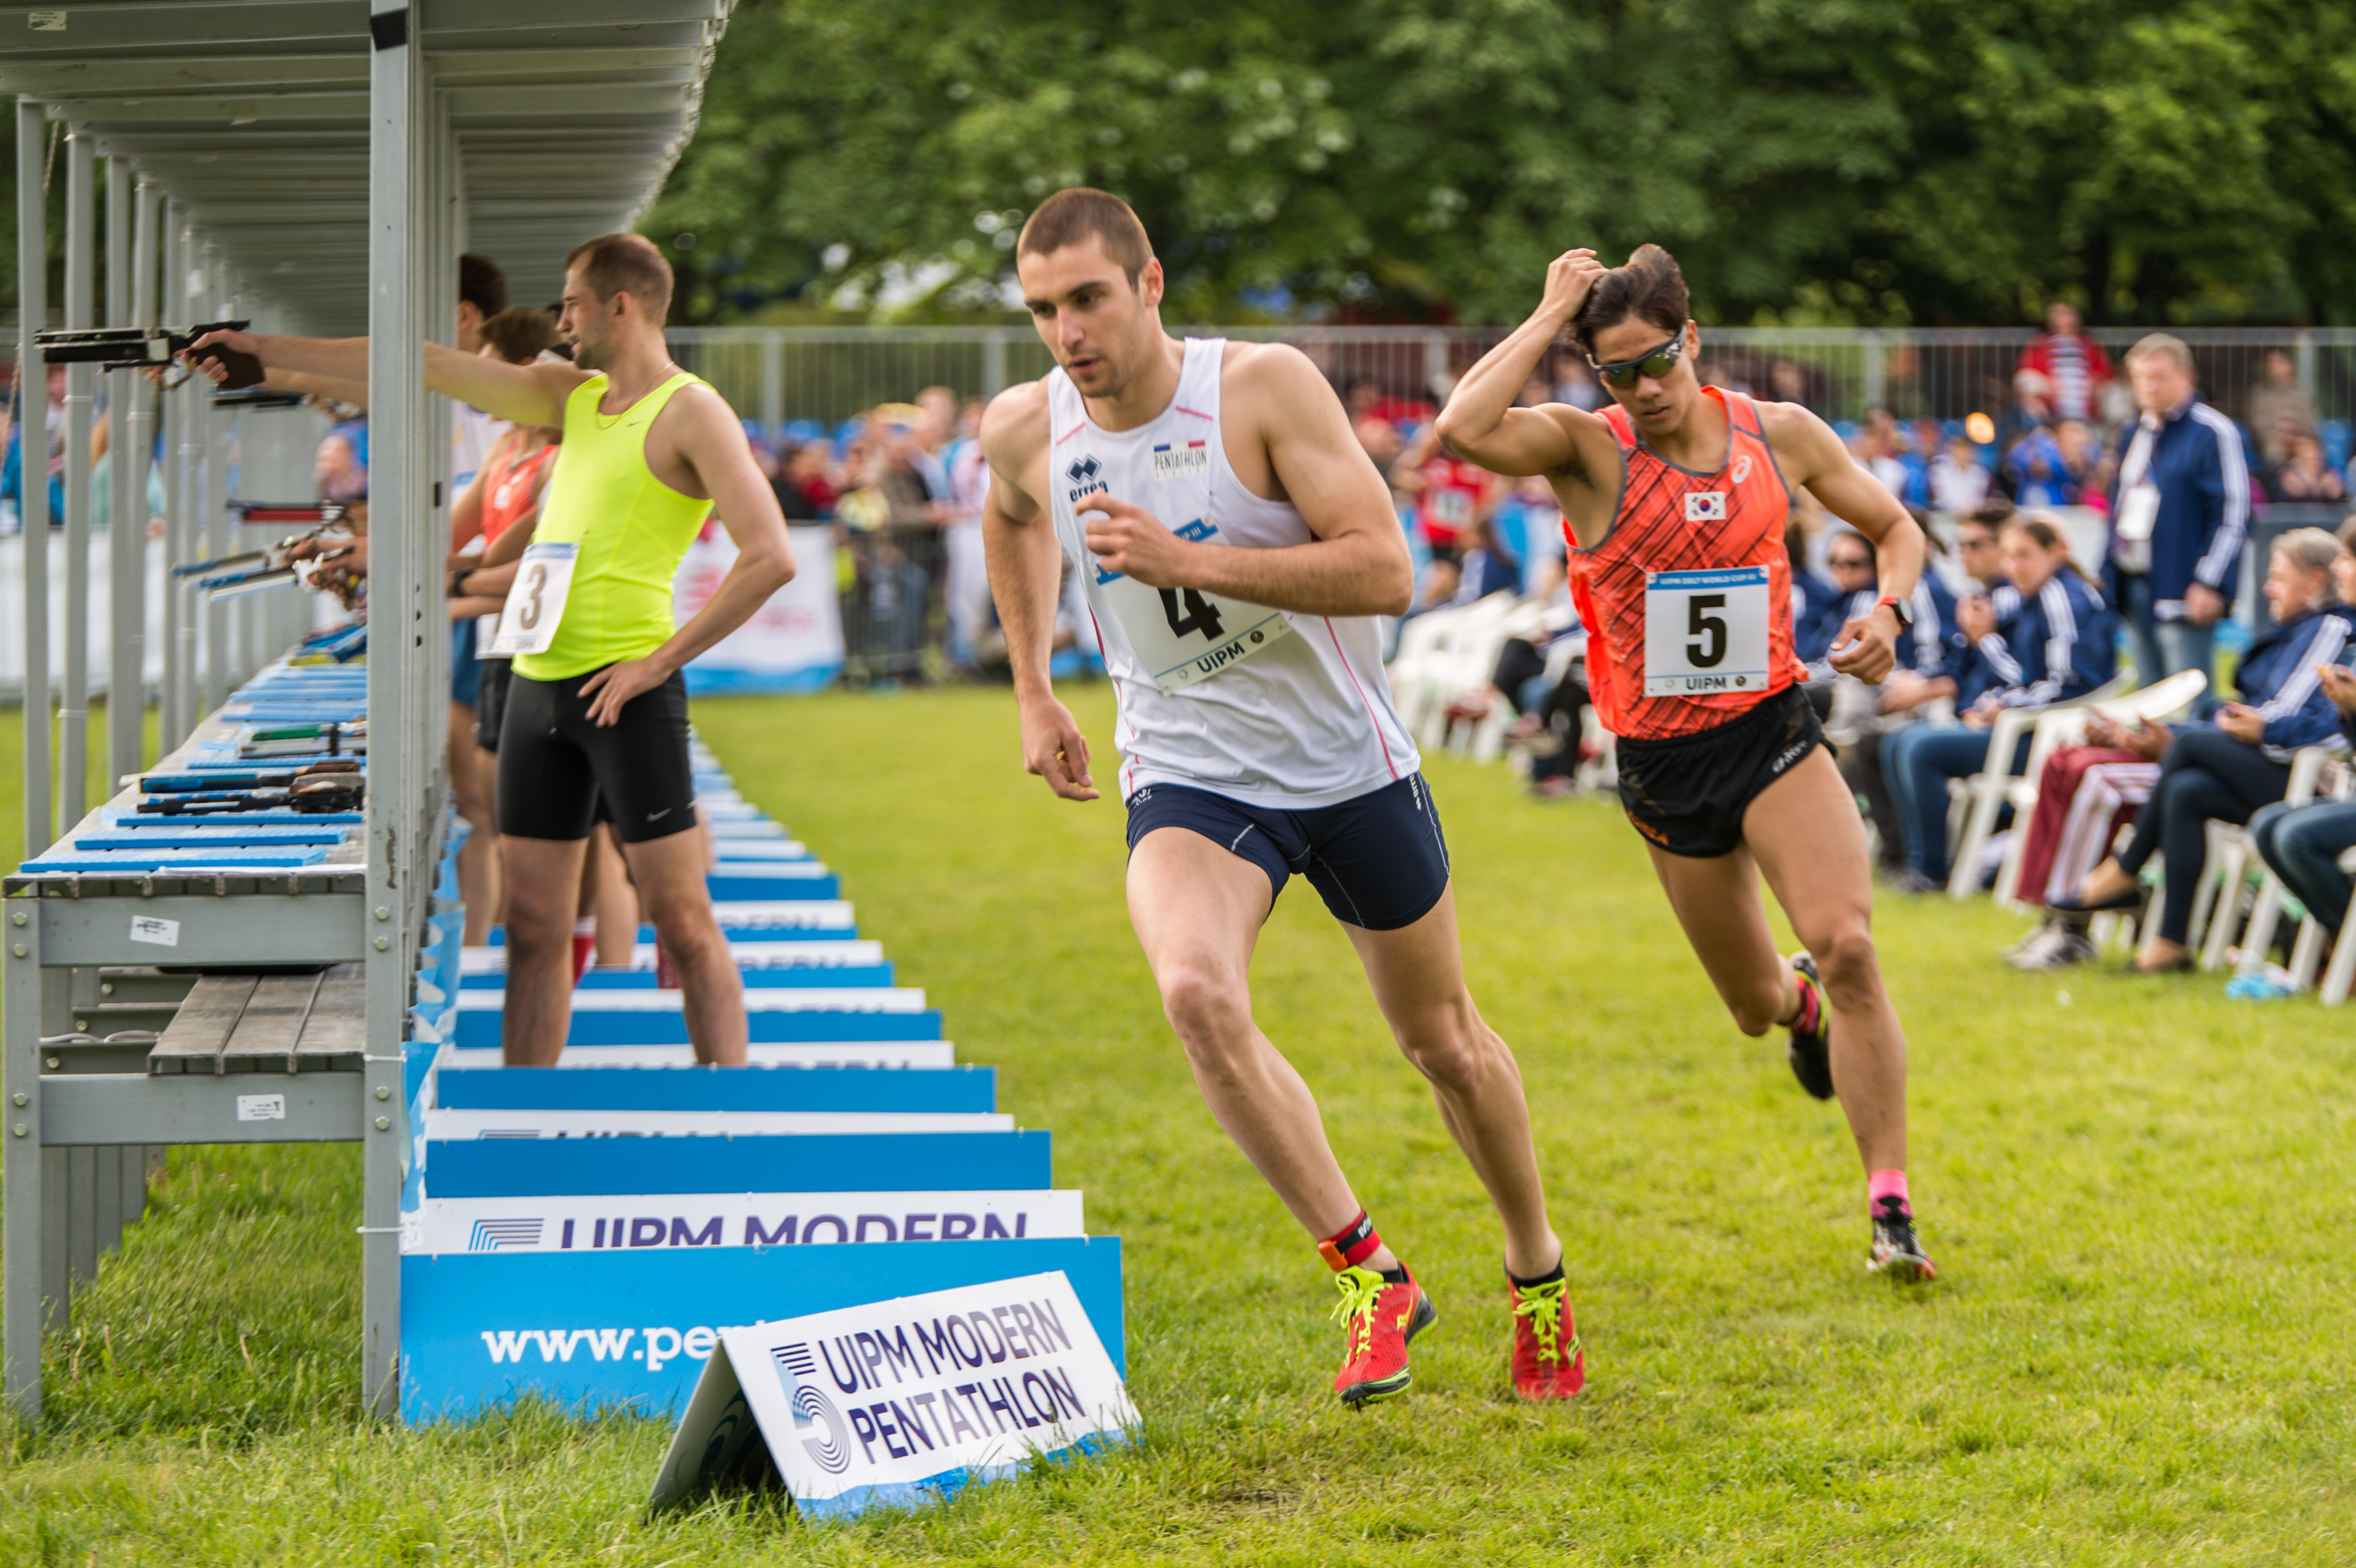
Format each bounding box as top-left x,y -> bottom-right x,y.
1612,682 -> 1825,859
1125,772 -> 1451,931
497,666 -> 697,844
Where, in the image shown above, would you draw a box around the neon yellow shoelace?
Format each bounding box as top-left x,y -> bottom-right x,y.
1330,1265 -> 1389,1359
1513,1276 -> 1579,1366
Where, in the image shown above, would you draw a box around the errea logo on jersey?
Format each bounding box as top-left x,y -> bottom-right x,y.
1152,439 -> 1209,479
1066,455 -> 1107,503
1685,491 -> 1728,522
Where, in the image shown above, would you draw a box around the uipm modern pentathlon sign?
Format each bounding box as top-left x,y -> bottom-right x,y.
647,1271 -> 1137,1517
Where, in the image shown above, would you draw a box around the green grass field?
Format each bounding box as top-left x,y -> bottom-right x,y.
5,684 -> 2354,1565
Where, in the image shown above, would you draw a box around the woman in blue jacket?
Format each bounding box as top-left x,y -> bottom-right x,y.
1883,514 -> 2116,890
2059,527 -> 2353,969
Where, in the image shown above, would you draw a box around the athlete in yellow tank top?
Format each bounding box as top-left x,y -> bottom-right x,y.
195,235 -> 795,1072
514,369 -> 714,682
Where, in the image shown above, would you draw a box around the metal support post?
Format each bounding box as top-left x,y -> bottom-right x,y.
167,208 -> 199,744
981,329 -> 1008,401
1861,328 -> 1887,415
17,100 -> 54,859
2295,328 -> 2317,404
105,161 -> 137,785
4,904 -> 47,1416
200,244 -> 229,717
761,333 -> 783,438
361,2 -> 422,1421
128,180 -> 160,766
61,128 -> 95,828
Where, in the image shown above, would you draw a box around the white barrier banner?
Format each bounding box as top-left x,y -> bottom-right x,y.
648,1271 -> 1137,1518
677,523 -> 843,694
404,1190 -> 1084,1254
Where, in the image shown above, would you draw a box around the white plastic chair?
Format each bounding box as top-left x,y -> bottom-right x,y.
2319,843 -> 2356,1004
2228,751 -> 2351,982
1944,674 -> 2131,899
1989,669 -> 2209,909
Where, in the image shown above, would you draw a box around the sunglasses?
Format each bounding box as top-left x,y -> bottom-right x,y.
1830,554 -> 1875,571
1588,329 -> 1687,388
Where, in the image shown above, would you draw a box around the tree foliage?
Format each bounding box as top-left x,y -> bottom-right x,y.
648,0 -> 2356,325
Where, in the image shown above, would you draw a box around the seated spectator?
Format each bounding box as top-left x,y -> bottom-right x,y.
1788,518 -> 1843,664
2246,348 -> 2318,466
2247,653 -> 2356,958
2052,528 -> 2354,971
2003,418 -> 2097,507
1880,514 -> 2116,892
1827,523 -> 1967,869
2271,430 -> 2347,506
1453,513 -> 1522,605
1929,434 -> 1991,515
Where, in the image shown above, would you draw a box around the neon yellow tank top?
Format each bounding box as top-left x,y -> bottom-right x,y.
512,369 -> 715,682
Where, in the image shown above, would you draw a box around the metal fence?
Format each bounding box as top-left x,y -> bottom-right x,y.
668,324 -> 2356,443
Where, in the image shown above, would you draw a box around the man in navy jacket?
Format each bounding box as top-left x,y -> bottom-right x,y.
2103,333 -> 2252,685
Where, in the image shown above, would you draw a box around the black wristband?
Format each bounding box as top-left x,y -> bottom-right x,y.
448,567 -> 471,599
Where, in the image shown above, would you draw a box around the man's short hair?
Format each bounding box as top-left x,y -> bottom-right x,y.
1016,189 -> 1152,289
458,253 -> 508,318
564,233 -> 675,324
2125,332 -> 2195,376
479,307 -> 561,366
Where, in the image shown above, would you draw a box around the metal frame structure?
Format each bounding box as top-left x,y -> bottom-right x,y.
4,0 -> 729,1422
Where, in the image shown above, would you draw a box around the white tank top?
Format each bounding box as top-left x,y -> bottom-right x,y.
1047,337 -> 1419,808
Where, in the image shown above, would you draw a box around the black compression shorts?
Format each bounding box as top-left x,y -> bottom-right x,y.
1124,772 -> 1451,931
1612,682 -> 1825,859
497,666 -> 697,844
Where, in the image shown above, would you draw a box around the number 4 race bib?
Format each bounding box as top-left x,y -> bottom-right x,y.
1644,565 -> 1770,697
1096,518 -> 1294,693
485,541 -> 579,658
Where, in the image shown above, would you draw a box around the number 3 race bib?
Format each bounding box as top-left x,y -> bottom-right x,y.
1096,518 -> 1294,693
485,541 -> 579,658
1644,565 -> 1770,697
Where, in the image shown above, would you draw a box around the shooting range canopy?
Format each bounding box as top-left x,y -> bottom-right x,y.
0,0 -> 733,329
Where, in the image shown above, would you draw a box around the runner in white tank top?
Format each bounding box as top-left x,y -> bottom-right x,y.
1046,337 -> 1418,806
981,189 -> 1585,1409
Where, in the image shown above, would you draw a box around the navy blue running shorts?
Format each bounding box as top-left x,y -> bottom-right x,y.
1125,772 -> 1451,931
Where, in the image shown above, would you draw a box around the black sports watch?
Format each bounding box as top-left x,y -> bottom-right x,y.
1875,593 -> 1913,630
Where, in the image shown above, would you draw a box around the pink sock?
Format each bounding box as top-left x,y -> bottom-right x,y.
1869,1169 -> 1910,1217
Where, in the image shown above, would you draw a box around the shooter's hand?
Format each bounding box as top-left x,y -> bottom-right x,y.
185,327 -> 264,387
1020,695 -> 1097,802
1081,495 -> 1198,590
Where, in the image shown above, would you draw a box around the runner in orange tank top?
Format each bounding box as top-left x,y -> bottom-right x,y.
1437,243 -> 1940,1283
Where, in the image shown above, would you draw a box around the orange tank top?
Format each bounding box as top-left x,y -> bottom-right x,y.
1569,388 -> 1806,741
479,439 -> 554,546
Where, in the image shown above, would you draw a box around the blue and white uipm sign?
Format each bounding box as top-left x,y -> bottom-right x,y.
648,1272 -> 1137,1518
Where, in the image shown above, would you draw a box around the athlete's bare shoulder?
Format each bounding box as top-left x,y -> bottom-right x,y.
1750,396 -> 1849,486
978,377 -> 1053,510
1218,338 -> 1340,424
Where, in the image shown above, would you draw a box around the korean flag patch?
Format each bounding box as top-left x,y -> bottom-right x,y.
1685,491 -> 1728,522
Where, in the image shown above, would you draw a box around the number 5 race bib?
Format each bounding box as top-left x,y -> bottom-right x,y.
1096,518 -> 1294,693
1644,565 -> 1770,697
485,541 -> 579,658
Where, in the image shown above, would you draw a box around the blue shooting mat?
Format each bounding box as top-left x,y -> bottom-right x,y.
103,810 -> 365,828
460,965 -> 896,991
26,846 -> 333,871
707,869 -> 839,901
433,1064 -> 996,1114
74,826 -> 348,850
420,1129 -> 1053,1199
452,1006 -> 944,1049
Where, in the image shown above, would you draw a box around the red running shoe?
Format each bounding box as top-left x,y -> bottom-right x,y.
1508,1273 -> 1585,1400
1330,1264 -> 1436,1409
